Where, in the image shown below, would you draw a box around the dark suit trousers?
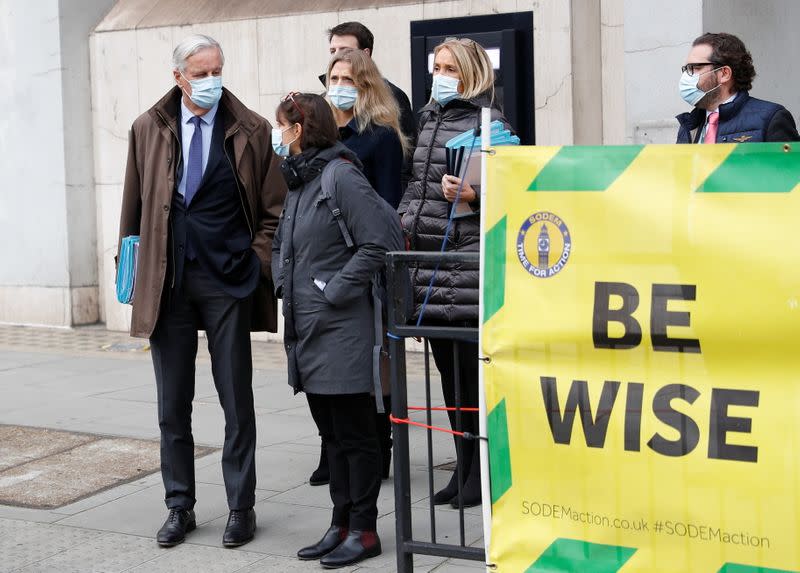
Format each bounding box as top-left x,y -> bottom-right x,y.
150,260 -> 256,511
306,393 -> 381,531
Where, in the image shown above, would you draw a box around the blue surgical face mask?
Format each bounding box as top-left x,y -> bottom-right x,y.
431,74 -> 461,105
271,125 -> 297,157
182,73 -> 223,109
679,68 -> 721,107
328,85 -> 358,110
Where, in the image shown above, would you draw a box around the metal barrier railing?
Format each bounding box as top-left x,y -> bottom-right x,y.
386,251 -> 485,573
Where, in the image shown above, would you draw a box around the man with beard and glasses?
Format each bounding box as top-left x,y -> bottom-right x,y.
676,32 -> 798,144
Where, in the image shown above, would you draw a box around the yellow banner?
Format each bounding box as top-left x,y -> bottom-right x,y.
482,143 -> 800,572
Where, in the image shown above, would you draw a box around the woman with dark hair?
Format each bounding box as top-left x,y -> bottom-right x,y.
398,38 -> 513,509
298,48 -> 408,489
271,92 -> 401,568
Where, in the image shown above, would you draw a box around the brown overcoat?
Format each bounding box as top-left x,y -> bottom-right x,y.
117,87 -> 287,338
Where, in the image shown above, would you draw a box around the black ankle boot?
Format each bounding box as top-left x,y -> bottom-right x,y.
309,440 -> 330,486
297,525 -> 347,560
432,470 -> 460,504
320,530 -> 382,568
433,437 -> 475,504
451,446 -> 482,508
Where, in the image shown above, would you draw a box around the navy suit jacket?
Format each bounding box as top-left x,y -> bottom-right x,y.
170,107 -> 260,297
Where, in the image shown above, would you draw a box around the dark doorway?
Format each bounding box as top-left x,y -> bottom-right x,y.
410,11 -> 534,144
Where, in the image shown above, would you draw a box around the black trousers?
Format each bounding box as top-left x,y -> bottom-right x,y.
306,393 -> 381,531
150,261 -> 256,511
430,339 -> 480,474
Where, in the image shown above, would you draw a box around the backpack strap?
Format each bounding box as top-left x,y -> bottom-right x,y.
319,157 -> 385,413
320,158 -> 354,250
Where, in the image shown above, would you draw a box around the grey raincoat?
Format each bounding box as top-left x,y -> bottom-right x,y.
272,143 -> 401,397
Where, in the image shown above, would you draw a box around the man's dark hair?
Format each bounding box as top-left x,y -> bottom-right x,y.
327,21 -> 374,53
693,32 -> 756,92
277,93 -> 339,150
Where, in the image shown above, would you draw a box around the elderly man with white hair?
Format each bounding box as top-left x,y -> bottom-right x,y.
117,34 -> 287,548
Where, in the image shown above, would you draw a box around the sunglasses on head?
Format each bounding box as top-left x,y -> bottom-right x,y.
282,91 -> 305,121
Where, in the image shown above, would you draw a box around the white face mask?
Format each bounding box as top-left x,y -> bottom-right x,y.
328,85 -> 358,110
181,73 -> 223,109
679,67 -> 722,107
431,74 -> 461,105
271,125 -> 297,157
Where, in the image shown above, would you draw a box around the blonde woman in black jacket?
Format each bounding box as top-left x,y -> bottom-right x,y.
398,37 -> 513,509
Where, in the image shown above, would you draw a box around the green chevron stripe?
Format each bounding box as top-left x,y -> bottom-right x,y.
483,216 -> 507,323
525,538 -> 636,573
697,143 -> 799,193
488,399 -> 512,504
528,146 -> 643,191
718,564 -> 798,573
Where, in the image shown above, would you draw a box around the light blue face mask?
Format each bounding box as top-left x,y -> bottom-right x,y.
271,126 -> 297,157
182,74 -> 223,109
679,68 -> 721,107
431,74 -> 461,105
328,85 -> 358,111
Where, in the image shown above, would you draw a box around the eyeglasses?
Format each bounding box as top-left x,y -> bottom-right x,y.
681,62 -> 721,76
282,91 -> 305,121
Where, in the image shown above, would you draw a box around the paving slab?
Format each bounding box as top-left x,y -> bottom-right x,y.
11,531 -> 164,573
124,543 -> 264,573
53,482 -> 277,536
0,518 -> 98,573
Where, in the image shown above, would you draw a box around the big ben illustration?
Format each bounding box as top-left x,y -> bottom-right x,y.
537,224 -> 550,270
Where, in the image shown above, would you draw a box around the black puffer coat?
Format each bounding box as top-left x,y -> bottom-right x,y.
398,92 -> 510,325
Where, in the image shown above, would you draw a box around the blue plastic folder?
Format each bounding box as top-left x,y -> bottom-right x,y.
444,119 -> 520,150
116,235 -> 140,304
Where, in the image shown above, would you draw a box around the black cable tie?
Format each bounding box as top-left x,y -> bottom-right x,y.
479,355 -> 492,364
480,148 -> 496,155
486,563 -> 498,570
462,432 -> 488,442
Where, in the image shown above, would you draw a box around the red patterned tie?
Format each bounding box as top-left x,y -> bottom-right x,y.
704,111 -> 719,144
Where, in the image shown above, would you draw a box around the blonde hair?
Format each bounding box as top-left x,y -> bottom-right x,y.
433,38 -> 495,101
326,49 -> 410,157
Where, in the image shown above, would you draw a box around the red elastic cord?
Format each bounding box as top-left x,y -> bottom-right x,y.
389,414 -> 466,437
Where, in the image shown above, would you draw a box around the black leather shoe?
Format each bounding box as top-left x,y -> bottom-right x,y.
297,525 -> 347,560
320,530 -> 381,569
309,442 -> 330,486
156,508 -> 196,547
223,508 -> 256,547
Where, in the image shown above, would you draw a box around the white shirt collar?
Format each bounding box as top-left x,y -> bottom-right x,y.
180,97 -> 219,126
707,92 -> 738,117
